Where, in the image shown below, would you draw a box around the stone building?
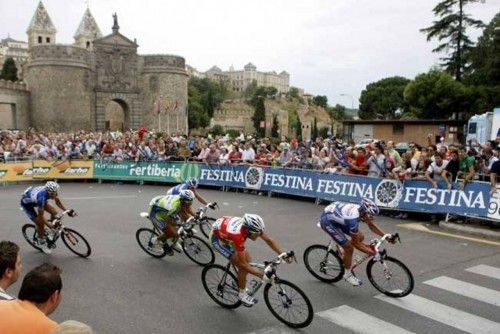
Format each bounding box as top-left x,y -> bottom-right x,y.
0,37 -> 29,76
204,63 -> 290,94
0,1 -> 188,133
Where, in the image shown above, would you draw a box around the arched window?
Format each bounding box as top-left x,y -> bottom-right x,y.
86,41 -> 90,48
38,36 -> 42,43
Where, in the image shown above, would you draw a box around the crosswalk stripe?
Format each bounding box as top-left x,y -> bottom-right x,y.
375,293 -> 500,334
466,264 -> 500,280
246,326 -> 291,334
424,276 -> 500,307
317,305 -> 415,334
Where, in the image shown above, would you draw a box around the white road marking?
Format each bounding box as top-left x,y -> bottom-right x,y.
466,264 -> 500,280
65,195 -> 138,200
246,326 -> 291,334
375,293 -> 500,334
424,276 -> 500,306
317,305 -> 415,334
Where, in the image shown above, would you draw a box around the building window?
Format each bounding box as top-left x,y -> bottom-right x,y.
86,41 -> 90,48
393,123 -> 404,134
46,37 -> 50,43
38,36 -> 42,43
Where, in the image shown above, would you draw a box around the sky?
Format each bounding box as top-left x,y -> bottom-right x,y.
1,0 -> 498,108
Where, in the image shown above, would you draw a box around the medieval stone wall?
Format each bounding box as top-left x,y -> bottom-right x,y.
0,80 -> 30,129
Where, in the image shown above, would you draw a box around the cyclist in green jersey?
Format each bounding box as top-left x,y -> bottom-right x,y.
148,190 -> 194,252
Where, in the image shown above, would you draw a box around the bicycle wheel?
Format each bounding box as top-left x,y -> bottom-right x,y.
263,279 -> 314,328
201,264 -> 241,309
182,235 -> 214,266
22,224 -> 42,252
366,256 -> 414,298
303,245 -> 344,283
61,228 -> 91,258
135,228 -> 167,258
199,217 -> 215,238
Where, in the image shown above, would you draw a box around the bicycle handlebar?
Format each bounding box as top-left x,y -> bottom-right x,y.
51,209 -> 75,224
371,233 -> 400,253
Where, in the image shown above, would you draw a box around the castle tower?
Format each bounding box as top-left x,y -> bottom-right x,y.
26,1 -> 57,47
74,8 -> 102,50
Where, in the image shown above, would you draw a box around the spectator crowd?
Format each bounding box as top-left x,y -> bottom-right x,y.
1,128 -> 499,191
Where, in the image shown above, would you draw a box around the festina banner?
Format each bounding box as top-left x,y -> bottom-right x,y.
197,163 -> 490,217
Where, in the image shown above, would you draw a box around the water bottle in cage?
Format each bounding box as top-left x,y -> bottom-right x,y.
246,279 -> 263,296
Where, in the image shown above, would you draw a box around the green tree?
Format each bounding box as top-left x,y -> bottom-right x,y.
330,104 -> 347,120
271,114 -> 279,138
358,76 -> 410,120
211,125 -> 224,136
319,127 -> 330,138
421,0 -> 484,81
252,97 -> 266,137
465,12 -> 500,110
288,87 -> 300,99
266,86 -> 278,98
296,116 -> 303,141
0,58 -> 18,82
313,95 -> 328,108
312,117 -> 319,139
404,70 -> 472,119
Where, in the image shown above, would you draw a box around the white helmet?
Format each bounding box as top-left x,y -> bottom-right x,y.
179,189 -> 194,203
242,214 -> 265,233
45,181 -> 60,193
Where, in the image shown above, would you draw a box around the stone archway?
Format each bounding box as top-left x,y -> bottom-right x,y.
104,99 -> 128,131
95,92 -> 140,131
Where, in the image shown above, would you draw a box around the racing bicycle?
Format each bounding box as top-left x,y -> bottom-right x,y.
201,251 -> 314,328
136,212 -> 215,266
22,209 -> 91,258
303,226 -> 414,297
195,202 -> 218,238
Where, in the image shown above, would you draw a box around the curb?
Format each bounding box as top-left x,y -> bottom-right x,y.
438,221 -> 500,240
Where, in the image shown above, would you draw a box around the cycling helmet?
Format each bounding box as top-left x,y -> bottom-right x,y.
242,214 -> 265,233
179,189 -> 195,203
184,177 -> 199,188
359,197 -> 379,216
45,181 -> 60,193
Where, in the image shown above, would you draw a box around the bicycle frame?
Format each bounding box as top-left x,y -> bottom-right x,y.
324,233 -> 397,271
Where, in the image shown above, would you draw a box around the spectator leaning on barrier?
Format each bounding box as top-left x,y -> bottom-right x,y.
386,141 -> 402,167
241,142 -> 255,163
0,241 -> 21,300
0,263 -> 63,334
425,152 -> 449,189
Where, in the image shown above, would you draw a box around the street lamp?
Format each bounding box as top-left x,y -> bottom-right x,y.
340,93 -> 354,110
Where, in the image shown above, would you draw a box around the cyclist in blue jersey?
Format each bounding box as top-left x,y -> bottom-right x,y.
167,178 -> 209,214
20,181 -> 76,254
319,197 -> 395,286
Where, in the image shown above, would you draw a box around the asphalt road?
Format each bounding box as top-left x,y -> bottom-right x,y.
1,182 -> 499,334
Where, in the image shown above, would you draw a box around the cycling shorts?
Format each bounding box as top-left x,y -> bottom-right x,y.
20,202 -> 38,222
209,231 -> 235,259
320,213 -> 355,246
148,205 -> 177,231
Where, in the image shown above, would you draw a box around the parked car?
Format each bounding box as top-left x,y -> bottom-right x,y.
395,142 -> 410,155
355,138 -> 378,149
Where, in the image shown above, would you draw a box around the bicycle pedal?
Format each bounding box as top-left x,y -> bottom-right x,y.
241,300 -> 258,308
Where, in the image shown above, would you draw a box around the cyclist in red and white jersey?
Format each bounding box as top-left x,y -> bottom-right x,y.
210,214 -> 290,306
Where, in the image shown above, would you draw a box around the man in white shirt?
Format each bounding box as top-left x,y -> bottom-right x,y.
425,152 -> 449,188
241,142 -> 255,162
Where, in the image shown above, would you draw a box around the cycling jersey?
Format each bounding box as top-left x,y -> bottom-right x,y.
20,186 -> 49,221
210,216 -> 247,258
166,183 -> 189,196
320,202 -> 361,245
148,195 -> 182,230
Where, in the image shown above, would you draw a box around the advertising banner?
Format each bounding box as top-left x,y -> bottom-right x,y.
32,160 -> 94,179
0,162 -> 35,182
93,161 -> 201,183
197,163 -> 490,217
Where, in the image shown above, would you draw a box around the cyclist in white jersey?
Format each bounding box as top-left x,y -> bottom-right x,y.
320,197 -> 395,286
